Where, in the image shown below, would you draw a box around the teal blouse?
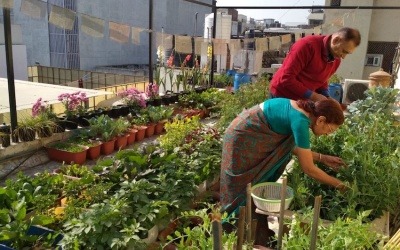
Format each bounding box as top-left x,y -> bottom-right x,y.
262,98 -> 311,149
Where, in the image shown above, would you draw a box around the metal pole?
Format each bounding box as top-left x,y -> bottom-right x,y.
3,8 -> 18,142
210,0 -> 217,86
148,0 -> 153,84
194,12 -> 199,36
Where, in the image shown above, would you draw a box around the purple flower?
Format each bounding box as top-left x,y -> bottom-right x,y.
118,88 -> 146,109
145,83 -> 159,100
57,91 -> 88,117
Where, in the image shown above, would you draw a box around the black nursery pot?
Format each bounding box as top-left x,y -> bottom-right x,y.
146,99 -> 155,107
64,116 -> 79,130
153,98 -> 162,106
18,128 -> 36,142
53,119 -> 66,133
117,105 -> 130,117
77,115 -> 90,127
161,95 -> 172,105
0,123 -> 11,147
108,107 -> 122,119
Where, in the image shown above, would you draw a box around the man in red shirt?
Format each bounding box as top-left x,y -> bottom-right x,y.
270,27 -> 361,101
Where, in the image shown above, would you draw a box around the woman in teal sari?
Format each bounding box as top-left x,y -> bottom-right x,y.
220,98 -> 346,246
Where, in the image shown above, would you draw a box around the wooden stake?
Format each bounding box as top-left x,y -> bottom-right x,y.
277,178 -> 287,250
251,219 -> 258,242
246,183 -> 252,243
212,220 -> 222,250
236,206 -> 246,250
310,195 -> 322,250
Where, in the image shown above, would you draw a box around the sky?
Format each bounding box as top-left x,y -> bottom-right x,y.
216,0 -> 325,24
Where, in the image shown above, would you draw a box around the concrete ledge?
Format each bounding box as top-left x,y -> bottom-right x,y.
0,131 -> 75,179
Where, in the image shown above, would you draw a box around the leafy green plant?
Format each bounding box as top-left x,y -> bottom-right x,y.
0,197 -> 59,250
146,106 -> 165,123
213,74 -> 233,87
175,127 -> 222,185
328,73 -> 343,84
217,76 -> 270,128
61,196 -> 147,250
159,116 -> 202,151
87,114 -> 117,141
282,209 -> 385,249
131,113 -> 150,127
48,141 -> 87,153
164,204 -> 237,249
113,118 -> 130,136
288,88 -> 400,227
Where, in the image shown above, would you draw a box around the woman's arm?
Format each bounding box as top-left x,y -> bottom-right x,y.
293,147 -> 344,190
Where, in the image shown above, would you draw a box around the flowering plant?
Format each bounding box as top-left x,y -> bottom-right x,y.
57,91 -> 88,118
32,98 -> 54,117
118,88 -> 146,110
145,83 -> 160,101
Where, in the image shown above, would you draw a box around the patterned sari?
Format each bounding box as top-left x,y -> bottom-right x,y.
220,105 -> 295,215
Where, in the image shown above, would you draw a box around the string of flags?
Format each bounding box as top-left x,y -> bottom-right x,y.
0,0 -> 358,54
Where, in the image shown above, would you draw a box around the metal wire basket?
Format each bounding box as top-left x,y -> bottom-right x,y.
251,182 -> 294,212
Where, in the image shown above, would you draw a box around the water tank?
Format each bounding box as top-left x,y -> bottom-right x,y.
204,13 -> 214,39
203,13 -> 232,40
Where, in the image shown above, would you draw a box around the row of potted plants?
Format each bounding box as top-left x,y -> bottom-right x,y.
45,104 -> 177,165
0,88 -> 221,148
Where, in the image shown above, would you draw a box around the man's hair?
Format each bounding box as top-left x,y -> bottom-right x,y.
335,27 -> 361,46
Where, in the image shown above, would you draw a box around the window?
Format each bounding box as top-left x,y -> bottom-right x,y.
330,0 -> 341,6
365,54 -> 383,67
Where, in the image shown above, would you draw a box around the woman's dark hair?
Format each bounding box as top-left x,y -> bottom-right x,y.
297,99 -> 344,125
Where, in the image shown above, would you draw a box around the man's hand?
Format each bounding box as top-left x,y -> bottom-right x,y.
310,92 -> 328,102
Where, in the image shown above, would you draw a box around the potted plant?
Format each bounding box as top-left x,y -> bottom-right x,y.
130,115 -> 148,142
94,115 -> 118,155
13,116 -> 37,142
117,87 -> 147,114
46,141 -> 88,165
57,91 -> 89,130
0,123 -> 11,148
31,97 -> 59,137
66,132 -> 103,160
113,118 -> 130,150
146,82 -> 162,107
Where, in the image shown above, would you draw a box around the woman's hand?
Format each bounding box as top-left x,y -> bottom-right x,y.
320,154 -> 346,171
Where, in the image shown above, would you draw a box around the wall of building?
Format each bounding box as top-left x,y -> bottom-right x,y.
0,45 -> 28,80
10,0 -> 51,67
324,0 -> 400,81
323,0 -> 374,80
7,0 -> 212,71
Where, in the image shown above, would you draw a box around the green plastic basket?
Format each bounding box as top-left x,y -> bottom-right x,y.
251,182 -> 294,212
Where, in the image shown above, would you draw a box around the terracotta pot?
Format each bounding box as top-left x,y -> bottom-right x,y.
86,141 -> 102,160
115,134 -> 129,150
154,121 -> 166,135
101,139 -> 116,155
127,129 -> 138,145
145,123 -> 157,137
135,126 -> 147,141
46,144 -> 88,165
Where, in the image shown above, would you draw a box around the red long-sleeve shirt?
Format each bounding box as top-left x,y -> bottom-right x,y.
270,35 -> 341,100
